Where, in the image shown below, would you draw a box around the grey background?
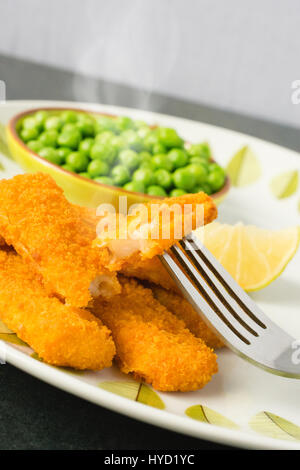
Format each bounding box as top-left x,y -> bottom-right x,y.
1,0 -> 300,127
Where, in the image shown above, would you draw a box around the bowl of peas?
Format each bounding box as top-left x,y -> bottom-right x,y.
6,107 -> 230,210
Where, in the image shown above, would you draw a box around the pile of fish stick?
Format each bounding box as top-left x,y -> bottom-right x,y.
0,173 -> 223,392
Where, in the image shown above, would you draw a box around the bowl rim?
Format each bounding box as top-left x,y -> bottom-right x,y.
7,106 -> 231,201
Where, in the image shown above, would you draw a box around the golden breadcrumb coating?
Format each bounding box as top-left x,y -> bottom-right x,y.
91,277 -> 218,392
0,249 -> 115,369
94,192 -> 217,271
121,256 -> 179,292
150,284 -> 224,349
0,173 -> 120,307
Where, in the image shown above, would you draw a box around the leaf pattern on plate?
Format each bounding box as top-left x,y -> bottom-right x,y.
98,381 -> 165,409
0,319 -> 14,334
0,122 -> 10,160
226,146 -> 261,187
0,319 -> 27,345
0,332 -> 28,346
31,352 -> 43,362
270,171 -> 299,199
249,411 -> 300,441
185,405 -> 238,429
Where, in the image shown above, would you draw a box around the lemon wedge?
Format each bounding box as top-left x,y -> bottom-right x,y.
196,222 -> 300,291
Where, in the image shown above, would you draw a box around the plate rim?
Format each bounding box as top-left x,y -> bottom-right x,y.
4,342 -> 300,450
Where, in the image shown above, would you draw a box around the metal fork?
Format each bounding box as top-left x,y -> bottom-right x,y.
159,232 -> 300,378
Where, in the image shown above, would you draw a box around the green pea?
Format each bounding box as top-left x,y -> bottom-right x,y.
61,110 -> 78,124
132,167 -> 155,187
154,169 -> 172,189
57,129 -> 81,150
38,130 -> 58,147
137,126 -> 151,139
95,131 -> 115,145
147,185 -> 167,197
189,156 -> 210,169
190,186 -> 201,193
39,147 -> 63,165
169,188 -> 187,197
119,149 -> 140,170
200,143 -> 211,158
20,127 -> 39,142
27,140 -> 43,153
152,143 -> 166,155
187,163 -> 208,185
201,182 -> 213,195
34,110 -> 49,127
207,169 -> 226,191
111,165 -> 130,186
22,116 -> 40,131
75,116 -> 95,137
57,147 -> 72,162
79,172 -> 90,179
116,115 -> 134,132
139,160 -> 156,171
44,116 -> 63,131
90,142 -> 116,164
173,168 -> 196,191
79,138 -> 94,157
152,154 -> 173,172
138,152 -> 155,170
121,130 -> 144,152
94,176 -> 114,185
193,183 -> 213,195
143,132 -> 160,152
66,152 -> 89,172
61,123 -> 78,134
168,148 -> 188,169
208,163 -> 225,175
188,143 -> 211,159
110,135 -> 126,153
61,164 -> 74,172
156,127 -> 183,148
139,151 -> 152,161
87,159 -> 110,178
95,116 -> 118,134
123,181 -> 145,193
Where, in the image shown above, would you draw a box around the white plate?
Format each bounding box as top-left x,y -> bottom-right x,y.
1,100 -> 300,450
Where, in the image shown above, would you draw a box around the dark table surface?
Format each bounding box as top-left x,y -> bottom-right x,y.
0,54 -> 299,451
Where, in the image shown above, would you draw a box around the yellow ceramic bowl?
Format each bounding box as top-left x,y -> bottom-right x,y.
6,107 -> 230,211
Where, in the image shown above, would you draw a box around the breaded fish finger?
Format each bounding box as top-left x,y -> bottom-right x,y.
94,192 -> 217,272
121,256 -> 178,292
91,277 -> 218,392
0,173 -> 120,307
0,249 -> 115,370
150,284 -> 224,349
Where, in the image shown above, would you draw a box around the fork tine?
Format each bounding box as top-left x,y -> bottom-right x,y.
185,233 -> 268,328
160,250 -> 253,348
169,244 -> 256,342
180,237 -> 265,334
